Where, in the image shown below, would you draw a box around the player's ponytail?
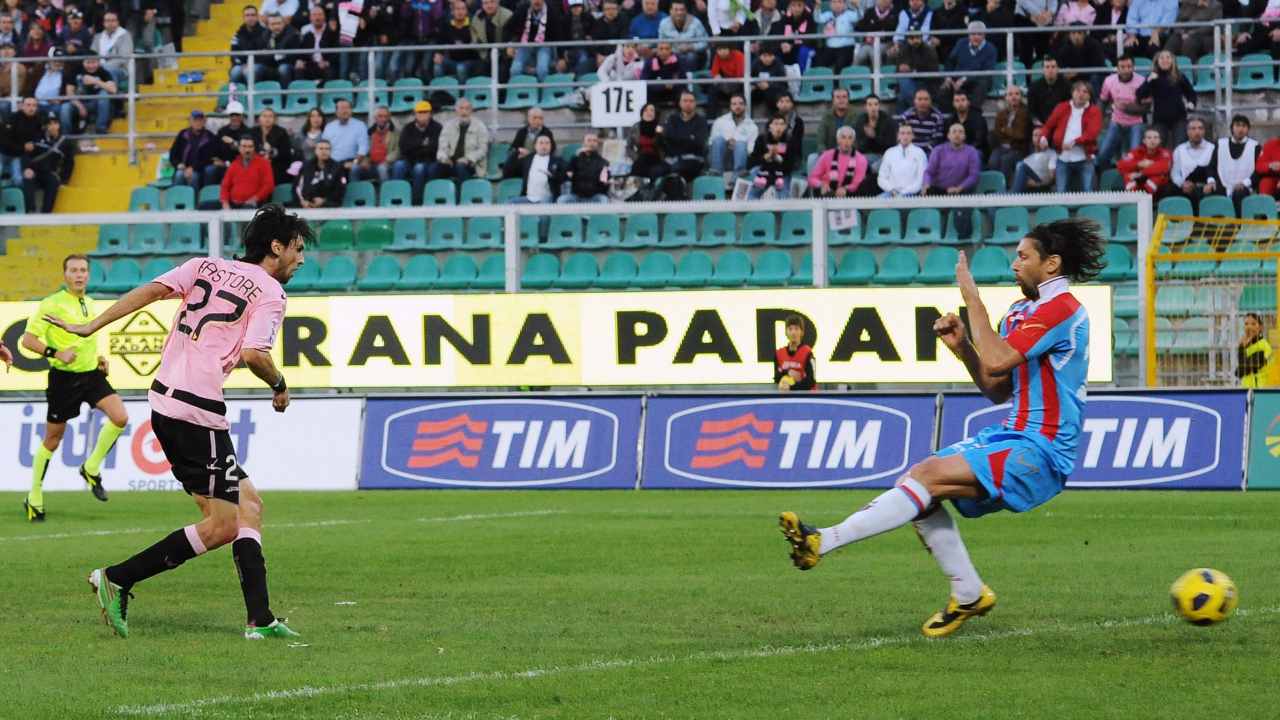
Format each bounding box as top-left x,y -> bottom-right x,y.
237,204 -> 314,264
1026,218 -> 1108,283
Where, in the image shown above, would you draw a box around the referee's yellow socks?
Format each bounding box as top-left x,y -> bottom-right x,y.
29,444 -> 53,508
85,421 -> 126,477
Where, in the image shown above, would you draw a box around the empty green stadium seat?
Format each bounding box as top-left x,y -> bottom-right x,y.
357,256 -> 403,291
1157,196 -> 1193,219
692,176 -> 725,201
501,75 -> 539,109
1113,317 -> 1137,355
518,215 -> 542,248
635,251 -> 677,287
390,218 -> 429,250
559,143 -> 582,162
1155,316 -> 1175,351
791,251 -> 834,285
622,214 -> 660,248
584,215 -> 621,248
286,259 -> 320,292
740,212 -> 776,246
1115,205 -> 1139,242
352,79 -> 390,114
130,224 -> 166,255
1114,291 -> 1139,318
1173,317 -> 1212,353
380,179 -> 413,207
1097,244 -> 1135,281
342,181 -> 376,208
141,258 -> 176,280
1242,194 -> 1278,221
832,248 -> 876,285
777,212 -> 812,247
248,80 -> 283,115
674,251 -> 714,286
129,186 -> 160,211
317,220 -> 354,250
699,213 -> 736,247
396,255 -> 440,291
1036,206 -> 1069,225
319,79 -> 354,114
828,214 -> 861,246
281,79 -> 319,115
163,185 -> 195,211
659,213 -> 698,248
1078,204 -> 1112,236
431,218 -> 465,248
166,223 -> 204,255
917,246 -> 960,283
271,183 -> 294,206
312,255 -> 357,292
797,65 -> 835,103
474,255 -> 505,289
523,253 -> 560,289
459,178 -> 493,205
750,250 -> 792,286
876,247 -> 920,285
840,65 -> 872,99
971,246 -> 1012,283
1198,194 -> 1236,219
437,255 -> 479,289
1235,53 -> 1274,90
861,209 -> 901,245
488,143 -> 510,179
1162,243 -> 1217,279
1241,284 -> 1277,312
545,216 -> 584,249
0,186 -> 23,213
1217,241 -> 1265,277
941,209 -> 981,245
902,208 -> 942,246
464,217 -> 503,249
597,253 -> 639,288
978,170 -> 1006,194
541,73 -> 576,108
496,177 -> 523,203
712,250 -> 752,286
355,220 -> 393,250
197,184 -> 220,207
1156,285 -> 1197,315
558,253 -> 599,289
423,178 -> 456,206
990,207 -> 1030,245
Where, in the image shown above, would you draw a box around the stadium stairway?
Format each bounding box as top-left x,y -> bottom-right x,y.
0,225 -> 99,299
52,1 -> 237,214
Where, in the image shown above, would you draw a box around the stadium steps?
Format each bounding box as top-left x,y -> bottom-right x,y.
0,226 -> 99,300
51,1 -> 236,214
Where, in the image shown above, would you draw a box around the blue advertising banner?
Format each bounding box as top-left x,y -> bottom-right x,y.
938,391 -> 1247,489
642,395 -> 936,488
360,397 -> 642,488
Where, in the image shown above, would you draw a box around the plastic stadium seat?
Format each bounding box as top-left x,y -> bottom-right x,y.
430,218 -> 465,249
832,248 -> 877,285
1216,242 -> 1263,277
971,246 -> 1012,283
941,209 -> 981,245
635,251 -> 677,287
352,79 -> 390,114
712,250 -> 752,286
991,207 -> 1030,245
88,261 -> 107,289
1099,168 -> 1123,192
559,143 -> 582,162
1242,194 -> 1278,221
791,251 -> 835,285
544,216 -> 583,249
423,178 -> 456,206
1235,53 -> 1274,90
1113,317 -> 1136,355
0,186 -> 23,213
584,215 -> 621,248
215,82 -> 230,112
474,255 -> 505,289
166,223 -> 204,255
860,209 -> 901,245
557,253 -> 599,289
917,246 -> 960,284
464,76 -> 494,109
281,80 -> 318,115
163,185 -> 195,211
389,218 -> 429,250
902,208 -> 942,246
380,179 -> 413,208
100,259 -> 141,294
317,220 -> 354,250
839,65 -> 872,99
355,220 -> 393,250
436,255 -> 479,289
1197,194 -> 1236,219
285,260 -> 319,292
1157,195 -> 1193,218
319,79 -> 355,114
978,170 -> 1006,194
875,247 -> 920,285
130,224 -> 166,255
659,213 -> 698,248
459,178 -> 493,205
541,73 -> 576,108
829,215 -> 861,246
1241,284 -> 1276,312
496,177 -> 522,204
1156,285 -> 1197,316
396,255 -> 440,290
518,215 -> 542,248
464,217 -> 503,249
597,253 -> 639,288
622,214 -> 660,248
488,143 -> 510,179
141,258 -> 176,280
390,78 -> 425,113
750,250 -> 792,286
270,183 -> 294,206
1036,206 -> 1069,225
427,76 -> 460,107
522,253 -> 560,289
312,255 -> 357,292
248,80 -> 283,115
91,225 -> 128,256
1097,244 -> 1135,281
797,65 -> 835,103
1155,317 -> 1175,351
699,213 -> 736,247
357,256 -> 402,291
674,251 -> 713,287
1115,205 -> 1139,242
692,176 -> 725,201
1078,204 -> 1112,236
777,212 -> 812,247
197,184 -> 221,208
129,186 -> 160,211
1162,243 -> 1216,279
501,75 -> 539,109
342,181 -> 376,208
740,212 -> 776,246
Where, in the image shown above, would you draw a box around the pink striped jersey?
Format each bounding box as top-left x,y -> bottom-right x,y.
149,257 -> 286,430
996,275 -> 1090,478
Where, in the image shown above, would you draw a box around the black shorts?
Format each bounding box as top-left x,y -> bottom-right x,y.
46,368 -> 116,423
150,411 -> 247,504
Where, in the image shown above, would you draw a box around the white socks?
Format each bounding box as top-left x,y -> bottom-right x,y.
819,477 -> 932,555
913,504 -> 984,604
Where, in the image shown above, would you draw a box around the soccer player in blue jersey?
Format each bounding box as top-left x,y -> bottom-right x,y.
780,218 -> 1106,638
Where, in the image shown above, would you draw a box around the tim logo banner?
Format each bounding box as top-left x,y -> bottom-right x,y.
939,391 -> 1246,489
361,398 -> 642,488
643,396 -> 936,488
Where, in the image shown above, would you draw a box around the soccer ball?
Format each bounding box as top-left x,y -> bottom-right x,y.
1170,568 -> 1239,626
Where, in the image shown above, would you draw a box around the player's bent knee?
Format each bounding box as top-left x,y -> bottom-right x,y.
905,456 -> 947,484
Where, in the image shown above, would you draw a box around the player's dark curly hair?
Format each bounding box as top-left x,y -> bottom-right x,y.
1025,217 -> 1108,283
237,204 -> 314,264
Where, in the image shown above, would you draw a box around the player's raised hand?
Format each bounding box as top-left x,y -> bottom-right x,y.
44,314 -> 93,337
934,312 -> 967,351
955,251 -> 979,302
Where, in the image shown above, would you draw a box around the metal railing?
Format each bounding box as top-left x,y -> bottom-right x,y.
0,18 -> 1271,164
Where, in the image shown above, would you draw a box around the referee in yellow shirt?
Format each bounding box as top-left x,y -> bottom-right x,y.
19,254 -> 129,521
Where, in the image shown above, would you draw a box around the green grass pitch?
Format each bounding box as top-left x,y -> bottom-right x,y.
3,489 -> 1278,719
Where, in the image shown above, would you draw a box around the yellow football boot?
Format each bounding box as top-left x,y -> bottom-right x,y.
921,585 -> 997,638
778,511 -> 822,571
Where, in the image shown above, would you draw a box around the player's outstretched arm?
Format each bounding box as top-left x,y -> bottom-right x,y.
955,252 -> 1025,377
242,348 -> 289,413
44,282 -> 171,337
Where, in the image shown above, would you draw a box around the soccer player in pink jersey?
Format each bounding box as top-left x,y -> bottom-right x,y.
47,205 -> 311,640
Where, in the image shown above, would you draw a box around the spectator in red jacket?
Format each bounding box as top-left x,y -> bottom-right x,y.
1117,128 -> 1172,195
1257,136 -> 1280,198
218,136 -> 275,209
1038,80 -> 1102,192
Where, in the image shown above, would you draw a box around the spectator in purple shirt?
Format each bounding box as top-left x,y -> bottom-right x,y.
923,122 -> 981,237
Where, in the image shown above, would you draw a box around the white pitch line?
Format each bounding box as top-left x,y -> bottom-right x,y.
113,606 -> 1280,717
416,510 -> 566,523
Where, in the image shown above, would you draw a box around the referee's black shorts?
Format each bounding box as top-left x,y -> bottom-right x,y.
46,368 -> 116,424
